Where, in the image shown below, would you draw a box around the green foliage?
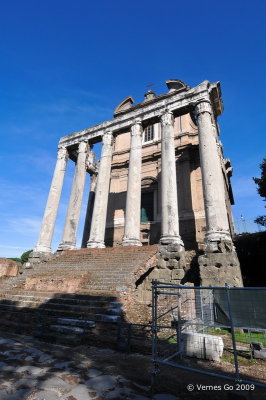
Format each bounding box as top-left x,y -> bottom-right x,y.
8,258 -> 21,262
20,250 -> 33,264
253,157 -> 266,199
253,157 -> 266,226
254,215 -> 266,227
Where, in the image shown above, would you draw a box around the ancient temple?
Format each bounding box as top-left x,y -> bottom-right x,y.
30,79 -> 243,287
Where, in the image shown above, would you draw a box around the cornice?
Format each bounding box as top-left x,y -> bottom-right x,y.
59,80 -> 222,149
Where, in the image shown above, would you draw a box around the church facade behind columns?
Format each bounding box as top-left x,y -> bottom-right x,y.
31,79 -> 243,287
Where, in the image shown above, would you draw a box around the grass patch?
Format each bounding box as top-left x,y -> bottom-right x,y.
167,337 -> 176,344
221,351 -> 258,365
234,331 -> 266,344
208,328 -> 266,344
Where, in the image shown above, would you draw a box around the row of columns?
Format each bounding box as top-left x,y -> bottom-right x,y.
33,98 -> 231,255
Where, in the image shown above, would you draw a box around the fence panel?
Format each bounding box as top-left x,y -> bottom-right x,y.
151,281 -> 266,388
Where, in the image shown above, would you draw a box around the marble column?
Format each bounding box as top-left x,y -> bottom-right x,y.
87,131 -> 113,248
160,110 -> 184,246
122,119 -> 143,246
33,147 -> 68,254
195,99 -> 231,249
81,173 -> 97,248
58,141 -> 88,250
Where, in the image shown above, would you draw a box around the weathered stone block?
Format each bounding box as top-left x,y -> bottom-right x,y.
181,332 -> 224,361
152,268 -> 171,281
253,349 -> 266,360
199,251 -> 243,287
169,252 -> 180,260
171,268 -> 185,280
158,247 -> 169,258
0,258 -> 19,277
157,259 -> 167,269
167,244 -> 181,252
170,259 -> 180,268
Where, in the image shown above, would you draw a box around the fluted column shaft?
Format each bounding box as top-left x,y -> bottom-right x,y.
81,173 -> 97,248
87,131 -> 113,248
195,100 -> 231,245
58,141 -> 88,250
160,110 -> 183,246
122,119 -> 143,246
34,147 -> 68,253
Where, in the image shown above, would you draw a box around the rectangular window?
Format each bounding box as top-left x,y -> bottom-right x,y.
144,125 -> 154,142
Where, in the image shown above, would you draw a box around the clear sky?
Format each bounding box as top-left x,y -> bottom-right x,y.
0,0 -> 265,257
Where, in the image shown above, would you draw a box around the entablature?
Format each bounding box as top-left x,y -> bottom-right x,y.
58,80 -> 223,149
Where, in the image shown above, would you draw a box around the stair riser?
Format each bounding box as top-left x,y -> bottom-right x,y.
0,297 -> 115,307
0,307 -> 122,321
0,301 -> 118,314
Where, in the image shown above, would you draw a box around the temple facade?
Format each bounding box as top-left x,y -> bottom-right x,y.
31,79 -> 242,287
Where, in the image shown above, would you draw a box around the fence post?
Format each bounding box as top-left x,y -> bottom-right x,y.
199,288 -> 204,332
225,284 -> 240,381
177,287 -> 182,358
151,279 -> 160,388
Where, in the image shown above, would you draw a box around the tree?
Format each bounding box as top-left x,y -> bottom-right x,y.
20,250 -> 33,264
253,157 -> 266,227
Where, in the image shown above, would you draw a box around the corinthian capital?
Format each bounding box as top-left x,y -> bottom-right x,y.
195,100 -> 212,116
78,141 -> 88,153
102,131 -> 113,146
131,118 -> 143,137
57,147 -> 68,160
160,110 -> 174,126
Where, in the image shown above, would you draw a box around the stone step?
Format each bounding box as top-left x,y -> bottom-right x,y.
0,302 -> 118,316
0,290 -> 117,301
0,309 -> 122,347
0,295 -> 115,307
49,325 -> 85,334
96,314 -> 121,322
0,306 -> 114,320
83,285 -> 126,290
56,318 -> 96,328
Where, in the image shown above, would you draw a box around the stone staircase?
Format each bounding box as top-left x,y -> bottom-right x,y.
0,246 -> 158,347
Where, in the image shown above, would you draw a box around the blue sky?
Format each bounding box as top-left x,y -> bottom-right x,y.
0,0 -> 265,257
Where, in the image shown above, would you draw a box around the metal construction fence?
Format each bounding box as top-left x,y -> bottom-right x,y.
151,281 -> 266,388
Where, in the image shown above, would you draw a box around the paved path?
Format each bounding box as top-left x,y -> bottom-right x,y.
0,333 -> 180,400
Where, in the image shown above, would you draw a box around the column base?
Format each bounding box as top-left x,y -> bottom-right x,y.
87,240 -> 105,249
57,241 -> 76,251
204,230 -> 233,253
122,238 -> 142,247
33,244 -> 52,253
28,250 -> 53,266
159,234 -> 184,247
